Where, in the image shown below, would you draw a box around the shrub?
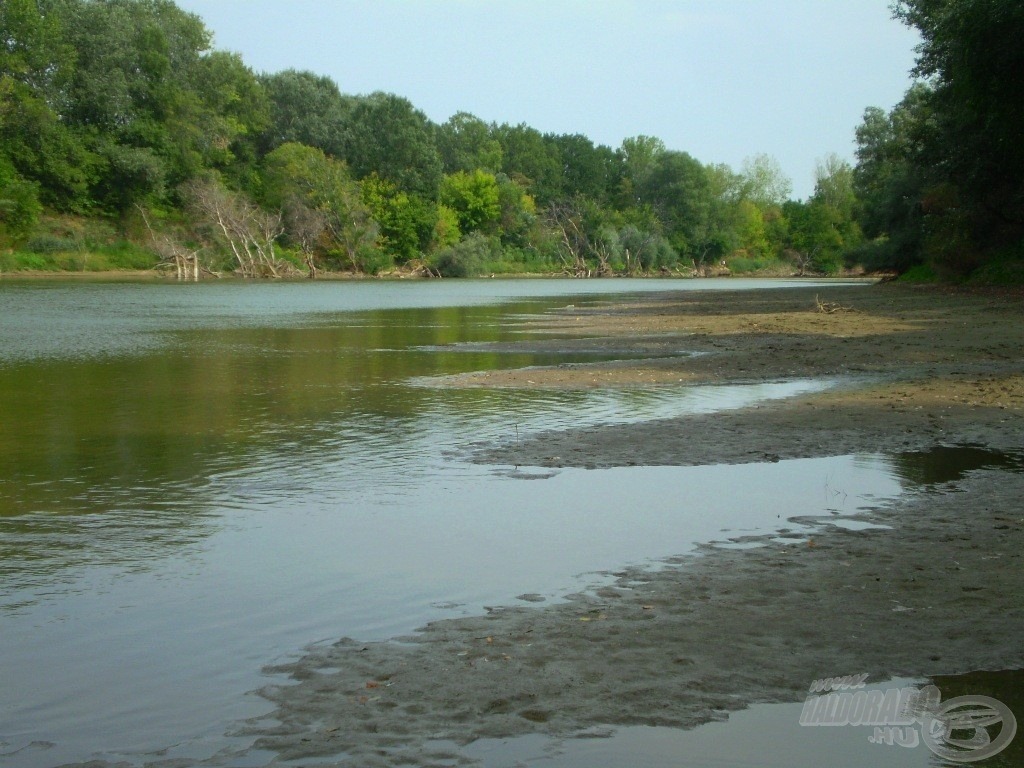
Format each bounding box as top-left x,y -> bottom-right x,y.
429,233 -> 496,277
24,235 -> 80,254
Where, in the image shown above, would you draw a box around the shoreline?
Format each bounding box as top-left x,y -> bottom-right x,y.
243,283 -> 1024,765
0,267 -> 878,283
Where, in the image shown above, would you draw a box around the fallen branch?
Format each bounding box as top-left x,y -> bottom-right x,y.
814,294 -> 857,314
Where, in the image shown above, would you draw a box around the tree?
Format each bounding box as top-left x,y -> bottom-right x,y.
258,69 -> 351,158
619,224 -> 676,273
813,154 -> 856,219
739,154 -> 792,209
895,0 -> 1024,233
617,135 -> 666,203
0,156 -> 41,241
436,112 -> 502,174
544,194 -> 618,276
262,142 -> 377,274
639,150 -> 712,262
343,92 -> 442,197
853,86 -> 933,271
360,174 -> 436,264
548,133 -> 617,204
439,170 -> 500,234
853,1 -> 1024,275
184,178 -> 285,278
0,0 -> 91,209
493,123 -> 562,204
190,51 -> 270,179
495,173 -> 537,247
782,200 -> 844,275
811,153 -> 862,261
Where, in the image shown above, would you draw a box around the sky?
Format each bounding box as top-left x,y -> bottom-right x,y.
174,0 -> 921,200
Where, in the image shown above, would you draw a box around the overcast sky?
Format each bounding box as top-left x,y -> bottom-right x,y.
175,0 -> 921,199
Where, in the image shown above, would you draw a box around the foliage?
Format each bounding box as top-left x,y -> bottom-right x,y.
439,170 -> 500,234
1,0 -> 900,277
258,69 -> 349,158
428,232 -> 496,277
853,0 -> 1024,277
436,112 -> 502,174
343,92 -> 442,197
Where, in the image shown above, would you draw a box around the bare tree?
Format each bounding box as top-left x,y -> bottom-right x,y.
546,199 -> 592,277
184,179 -> 287,278
136,204 -> 203,281
283,196 -> 326,278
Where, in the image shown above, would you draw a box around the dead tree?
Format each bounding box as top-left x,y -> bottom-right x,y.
136,205 -> 202,281
283,199 -> 326,278
546,199 -> 592,277
185,179 -> 286,278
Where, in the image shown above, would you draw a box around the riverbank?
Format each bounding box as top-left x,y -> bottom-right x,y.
247,283 -> 1024,766
456,283 -> 1024,466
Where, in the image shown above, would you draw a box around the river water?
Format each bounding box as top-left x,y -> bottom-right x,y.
0,278 -> 963,766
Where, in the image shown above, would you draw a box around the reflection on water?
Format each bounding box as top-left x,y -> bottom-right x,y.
891,445 -> 1024,486
1,277 -> 992,768
459,670 -> 1023,768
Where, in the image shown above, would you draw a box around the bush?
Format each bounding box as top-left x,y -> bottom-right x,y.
897,264 -> 940,283
845,236 -> 922,274
967,243 -> 1024,285
428,233 -> 497,277
811,250 -> 844,276
482,245 -> 559,275
24,234 -> 80,254
727,254 -> 790,275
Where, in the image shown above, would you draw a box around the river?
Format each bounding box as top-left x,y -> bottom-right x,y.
1,278 -> 950,767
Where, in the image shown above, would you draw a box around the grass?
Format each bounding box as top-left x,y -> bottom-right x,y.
897,264 -> 941,283
1,213 -> 160,273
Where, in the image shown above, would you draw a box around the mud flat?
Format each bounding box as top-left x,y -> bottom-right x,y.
251,468 -> 1024,766
243,284 -> 1024,767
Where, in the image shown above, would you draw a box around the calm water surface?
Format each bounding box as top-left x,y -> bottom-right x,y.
0,278 -> 950,767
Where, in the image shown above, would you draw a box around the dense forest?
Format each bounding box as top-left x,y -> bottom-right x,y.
0,0 -> 1020,280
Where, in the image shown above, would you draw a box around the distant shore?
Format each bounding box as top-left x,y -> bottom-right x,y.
0,267 -> 877,282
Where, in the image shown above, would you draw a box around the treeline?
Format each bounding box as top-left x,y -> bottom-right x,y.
1,0 -> 1019,280
850,0 -> 1024,281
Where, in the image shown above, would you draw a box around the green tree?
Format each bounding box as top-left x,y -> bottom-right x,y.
811,153 -> 862,261
361,174 -> 436,263
0,0 -> 92,209
439,169 -> 500,234
262,142 -> 377,273
436,112 -> 502,174
855,1 -> 1024,275
493,123 -> 562,204
495,173 -> 537,247
0,156 -> 42,241
739,154 -> 792,210
895,0 -> 1024,236
639,150 -> 712,262
548,133 -> 617,204
190,51 -> 270,180
853,86 -> 932,271
782,200 -> 844,274
258,69 -> 351,158
616,135 -> 666,207
343,92 -> 442,197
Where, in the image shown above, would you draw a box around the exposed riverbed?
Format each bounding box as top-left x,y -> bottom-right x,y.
1,278 -> 1020,767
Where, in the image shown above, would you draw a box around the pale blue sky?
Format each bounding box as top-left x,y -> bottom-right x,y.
175,0 -> 920,199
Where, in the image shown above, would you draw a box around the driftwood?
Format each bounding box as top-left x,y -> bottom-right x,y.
814,294 -> 857,314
